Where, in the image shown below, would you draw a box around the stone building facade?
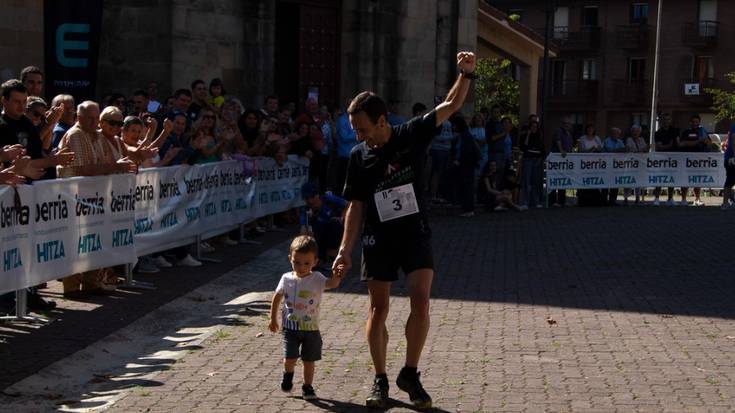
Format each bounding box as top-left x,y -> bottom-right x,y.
1,0 -> 478,116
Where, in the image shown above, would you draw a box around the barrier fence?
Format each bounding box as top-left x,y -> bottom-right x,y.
546,152 -> 725,190
1,156 -> 309,313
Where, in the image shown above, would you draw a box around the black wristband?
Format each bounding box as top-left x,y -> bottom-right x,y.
460,70 -> 477,80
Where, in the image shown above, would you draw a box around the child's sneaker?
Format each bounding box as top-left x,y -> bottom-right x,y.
302,384 -> 317,400
281,371 -> 294,392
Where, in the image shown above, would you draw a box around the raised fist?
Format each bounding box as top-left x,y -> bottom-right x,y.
457,51 -> 476,73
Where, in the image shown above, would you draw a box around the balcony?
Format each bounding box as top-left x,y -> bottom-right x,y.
615,24 -> 650,49
549,26 -> 601,52
608,80 -> 650,105
682,21 -> 719,48
547,80 -> 599,104
679,78 -> 719,106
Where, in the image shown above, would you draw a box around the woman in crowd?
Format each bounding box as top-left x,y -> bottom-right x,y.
239,108 -> 266,156
624,125 -> 649,205
578,124 -> 603,153
191,108 -> 223,164
519,119 -> 544,209
479,160 -> 522,212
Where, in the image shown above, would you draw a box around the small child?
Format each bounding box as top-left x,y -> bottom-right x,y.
269,235 -> 343,400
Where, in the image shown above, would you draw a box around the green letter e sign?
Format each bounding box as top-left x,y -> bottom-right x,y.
56,23 -> 90,68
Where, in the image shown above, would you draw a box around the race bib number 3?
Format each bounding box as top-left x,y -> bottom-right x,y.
374,183 -> 419,222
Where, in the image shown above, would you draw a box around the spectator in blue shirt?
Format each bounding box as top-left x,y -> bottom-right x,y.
386,100 -> 406,126
601,127 -> 626,206
300,182 -> 346,270
333,108 -> 357,193
50,94 -> 75,149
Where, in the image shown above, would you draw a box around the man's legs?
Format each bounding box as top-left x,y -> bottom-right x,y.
404,269 -> 433,367
366,280 -> 392,375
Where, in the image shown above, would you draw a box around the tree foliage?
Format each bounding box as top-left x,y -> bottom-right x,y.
474,58 -> 520,123
705,72 -> 735,122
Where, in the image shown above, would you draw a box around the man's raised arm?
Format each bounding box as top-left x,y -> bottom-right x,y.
434,51 -> 477,127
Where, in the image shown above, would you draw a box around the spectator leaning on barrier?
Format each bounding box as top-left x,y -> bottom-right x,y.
159,112 -> 195,166
51,94 -> 75,149
0,80 -> 73,181
722,122 -> 735,210
601,127 -> 626,206
677,115 -> 708,206
653,113 -> 679,206
190,108 -> 223,164
624,125 -> 649,205
57,101 -> 136,295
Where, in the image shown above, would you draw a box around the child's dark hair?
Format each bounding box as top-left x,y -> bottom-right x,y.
290,235 -> 319,256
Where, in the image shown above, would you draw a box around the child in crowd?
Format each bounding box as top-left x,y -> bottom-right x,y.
269,235 -> 343,400
208,78 -> 225,109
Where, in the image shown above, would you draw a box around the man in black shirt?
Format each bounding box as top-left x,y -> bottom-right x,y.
332,51 -> 476,409
653,113 -> 679,206
0,80 -> 73,179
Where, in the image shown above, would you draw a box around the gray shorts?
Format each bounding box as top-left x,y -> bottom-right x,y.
282,329 -> 322,362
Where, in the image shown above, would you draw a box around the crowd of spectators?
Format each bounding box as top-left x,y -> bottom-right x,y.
1,65 -> 732,315
0,67 -> 359,315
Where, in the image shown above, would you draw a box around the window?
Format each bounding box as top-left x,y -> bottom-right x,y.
583,6 -> 599,27
582,59 -> 597,80
692,56 -> 714,81
554,7 -> 569,39
631,2 -> 649,24
698,0 -> 717,36
631,112 -> 650,126
628,58 -> 646,83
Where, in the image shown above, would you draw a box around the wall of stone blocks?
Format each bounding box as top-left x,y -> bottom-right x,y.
0,0 -> 44,84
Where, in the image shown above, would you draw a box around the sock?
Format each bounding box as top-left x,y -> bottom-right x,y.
401,366 -> 418,378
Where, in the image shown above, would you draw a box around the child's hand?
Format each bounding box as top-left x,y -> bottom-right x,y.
268,319 -> 279,333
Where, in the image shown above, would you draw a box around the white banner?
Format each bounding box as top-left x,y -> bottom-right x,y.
133,161 -> 256,255
252,156 -> 310,218
546,152 -> 725,190
0,156 -> 308,293
1,174 -> 137,293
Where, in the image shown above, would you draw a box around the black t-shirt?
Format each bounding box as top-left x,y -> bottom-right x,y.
654,127 -> 679,151
343,110 -> 440,238
187,102 -> 203,121
0,113 -> 54,180
679,127 -> 705,152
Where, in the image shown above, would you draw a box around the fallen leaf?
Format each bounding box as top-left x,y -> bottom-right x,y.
206,372 -> 217,377
546,316 -> 557,325
255,332 -> 264,338
725,336 -> 735,340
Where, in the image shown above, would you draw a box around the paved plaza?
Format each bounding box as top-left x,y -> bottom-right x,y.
2,203 -> 735,412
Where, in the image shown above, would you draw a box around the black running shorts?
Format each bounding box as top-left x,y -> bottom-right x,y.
360,233 -> 433,282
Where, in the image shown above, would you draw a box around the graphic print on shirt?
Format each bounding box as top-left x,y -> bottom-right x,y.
279,272 -> 325,331
373,150 -> 420,222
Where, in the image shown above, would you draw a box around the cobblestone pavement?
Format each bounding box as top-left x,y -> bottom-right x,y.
7,203 -> 735,412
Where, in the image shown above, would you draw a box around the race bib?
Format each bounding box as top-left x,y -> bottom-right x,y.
374,183 -> 419,222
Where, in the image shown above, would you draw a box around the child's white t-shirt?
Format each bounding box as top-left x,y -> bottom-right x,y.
275,271 -> 327,331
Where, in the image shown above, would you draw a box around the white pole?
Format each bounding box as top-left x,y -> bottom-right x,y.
649,0 -> 663,151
